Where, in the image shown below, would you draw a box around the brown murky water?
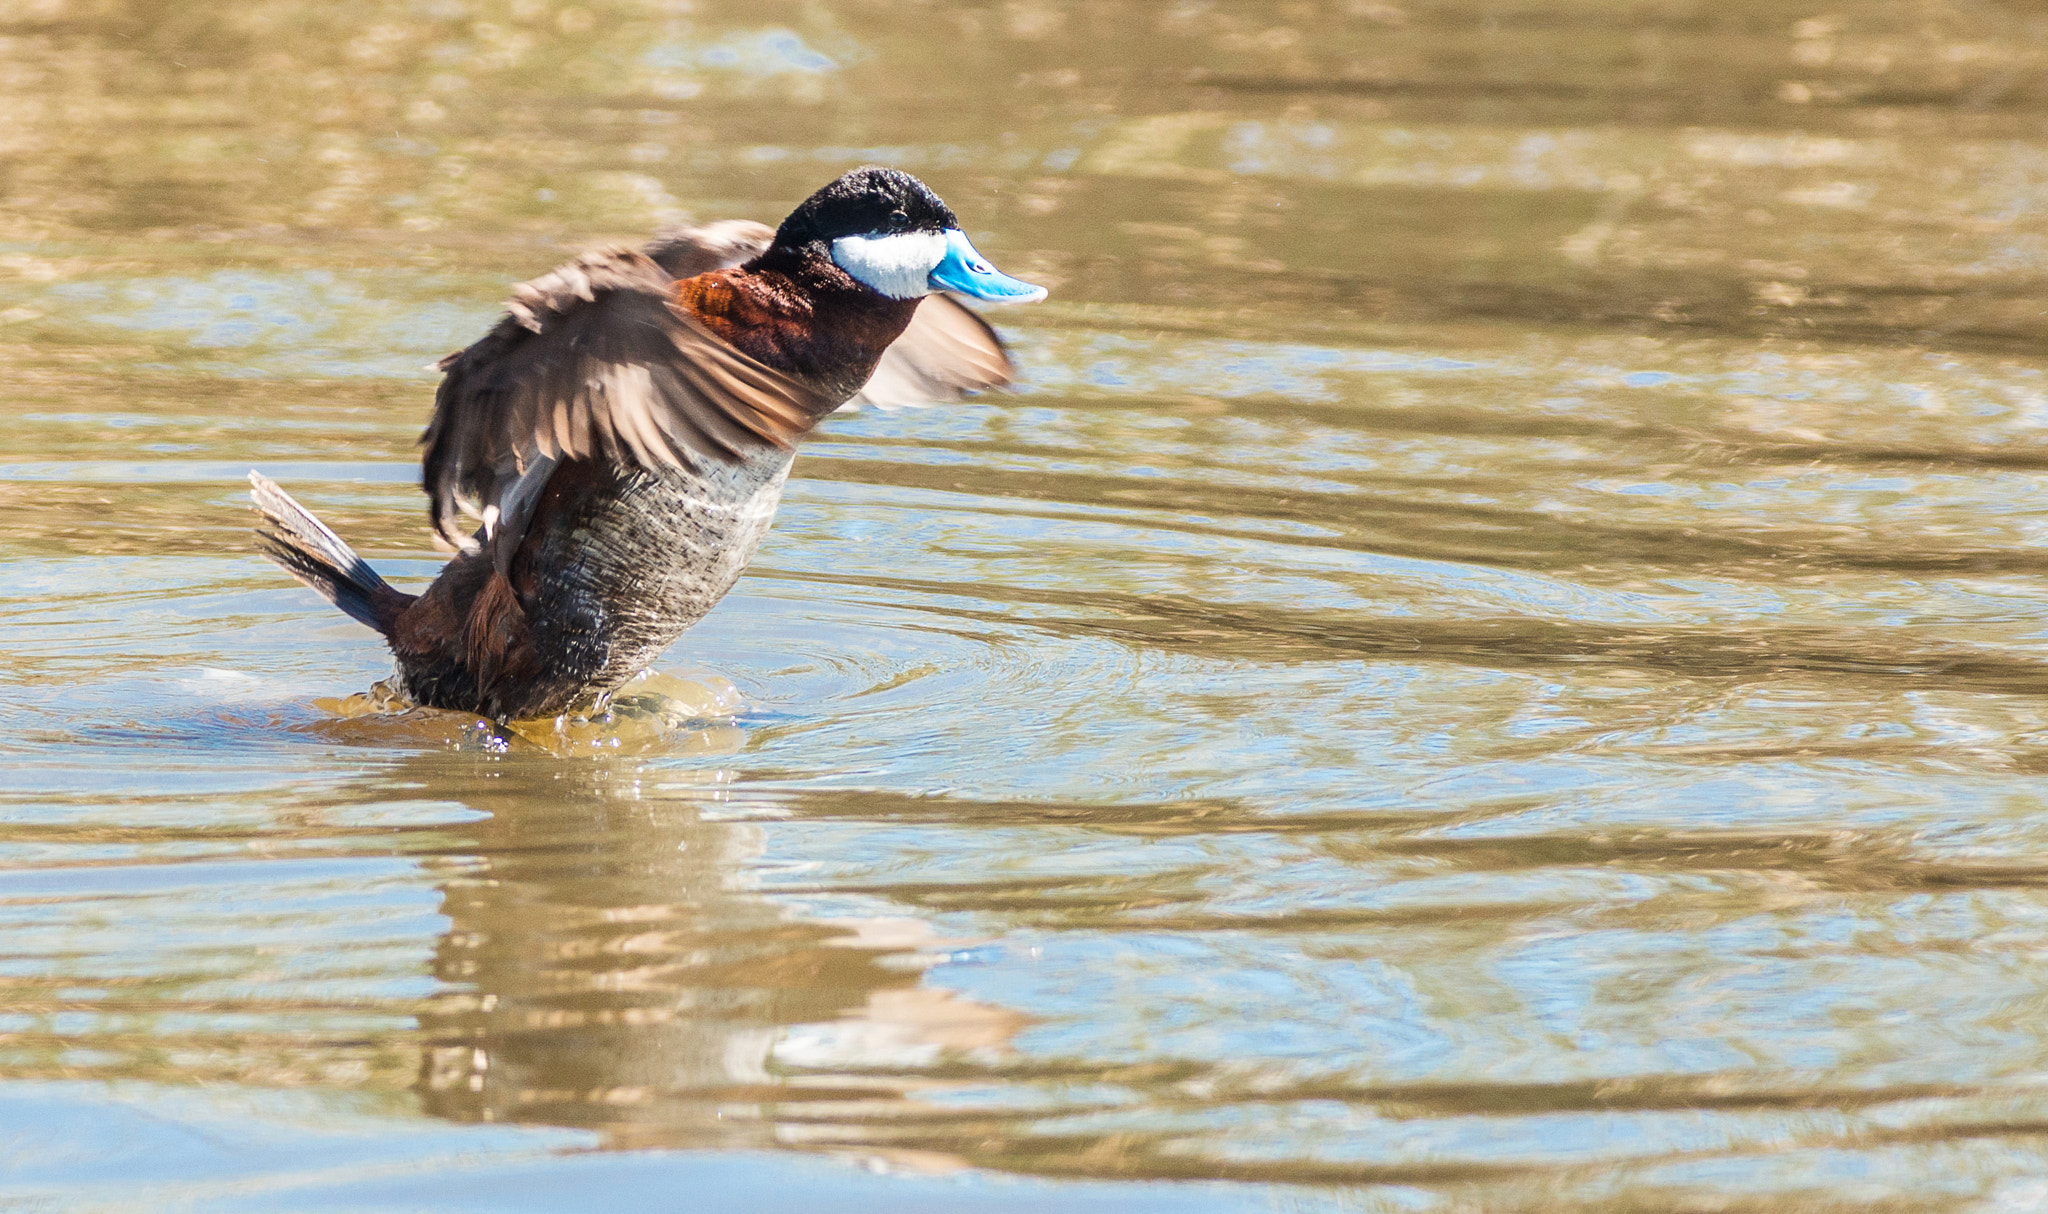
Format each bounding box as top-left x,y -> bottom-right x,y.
9,2 -> 2048,1209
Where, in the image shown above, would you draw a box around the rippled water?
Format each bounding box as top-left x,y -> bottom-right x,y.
10,2 -> 2048,1210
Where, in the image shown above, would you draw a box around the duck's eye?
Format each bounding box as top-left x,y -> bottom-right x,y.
888,209 -> 909,229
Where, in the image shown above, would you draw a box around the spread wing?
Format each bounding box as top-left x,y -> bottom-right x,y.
849,294 -> 1015,409
644,218 -> 775,279
423,221 -> 1022,552
420,247 -> 834,550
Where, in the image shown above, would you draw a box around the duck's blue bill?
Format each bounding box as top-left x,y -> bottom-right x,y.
927,228 -> 1048,303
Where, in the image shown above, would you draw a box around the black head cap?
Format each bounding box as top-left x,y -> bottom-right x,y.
774,166 -> 960,250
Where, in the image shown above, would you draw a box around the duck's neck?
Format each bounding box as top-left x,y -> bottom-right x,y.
674,246 -> 923,404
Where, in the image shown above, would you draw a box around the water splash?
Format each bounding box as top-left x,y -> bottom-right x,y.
314,670 -> 749,757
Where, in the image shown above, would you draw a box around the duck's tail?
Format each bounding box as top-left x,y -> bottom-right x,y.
248,471 -> 411,636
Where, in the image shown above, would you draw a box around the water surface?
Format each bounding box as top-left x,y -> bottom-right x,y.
8,2 -> 2048,1210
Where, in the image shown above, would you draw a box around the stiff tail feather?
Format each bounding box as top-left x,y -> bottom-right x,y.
249,471 -> 410,635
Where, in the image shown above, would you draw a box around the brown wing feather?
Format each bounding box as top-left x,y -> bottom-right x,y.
422,225 -> 1021,553
420,247 -> 834,548
644,219 -> 773,279
848,294 -> 1015,409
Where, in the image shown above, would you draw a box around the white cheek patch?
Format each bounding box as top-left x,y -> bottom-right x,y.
830,231 -> 947,299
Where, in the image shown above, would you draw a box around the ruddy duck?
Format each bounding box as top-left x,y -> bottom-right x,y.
250,167 -> 1046,719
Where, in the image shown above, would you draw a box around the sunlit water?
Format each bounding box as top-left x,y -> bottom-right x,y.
9,2 -> 2048,1210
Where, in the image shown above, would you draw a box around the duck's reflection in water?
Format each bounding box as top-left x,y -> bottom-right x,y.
393,727 -> 1023,1164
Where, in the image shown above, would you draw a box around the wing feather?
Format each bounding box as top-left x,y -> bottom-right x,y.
421,246 -> 834,546
848,294 -> 1015,409
421,226 -> 1022,556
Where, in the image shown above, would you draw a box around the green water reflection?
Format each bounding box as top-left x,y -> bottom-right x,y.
10,1 -> 2048,1210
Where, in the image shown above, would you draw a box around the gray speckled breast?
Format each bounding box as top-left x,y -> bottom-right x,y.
504,448 -> 795,716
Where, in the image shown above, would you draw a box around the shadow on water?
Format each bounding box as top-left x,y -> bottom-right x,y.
401,754 -> 1026,1167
